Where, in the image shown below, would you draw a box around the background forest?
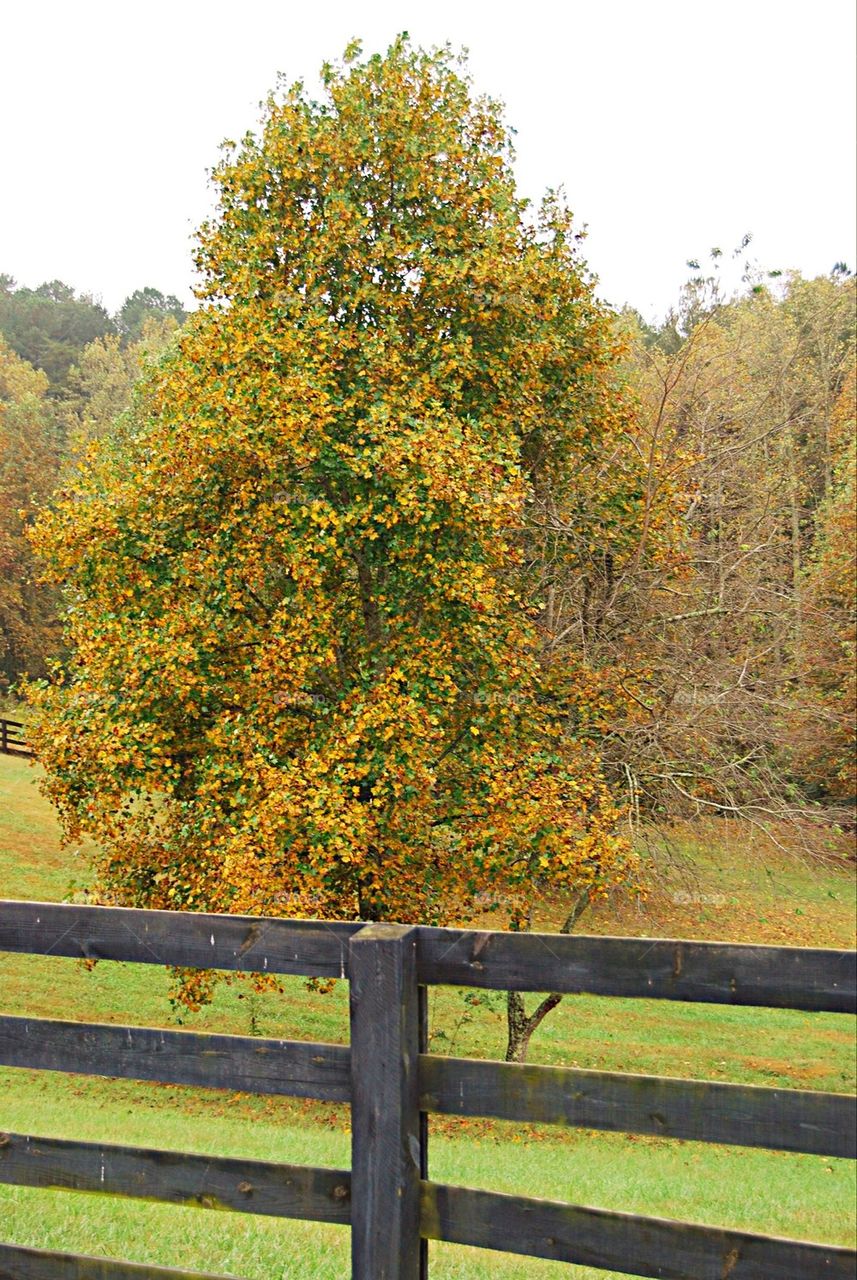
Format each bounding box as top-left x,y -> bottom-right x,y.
2,258 -> 853,849
0,279 -> 185,684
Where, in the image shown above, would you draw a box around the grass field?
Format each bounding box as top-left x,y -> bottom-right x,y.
1,751 -> 855,1277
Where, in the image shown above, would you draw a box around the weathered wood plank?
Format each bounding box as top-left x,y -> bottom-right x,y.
0,1131 -> 351,1224
0,899 -> 358,978
3,901 -> 854,1011
0,1015 -> 350,1101
0,1241 -> 235,1279
420,1055 -> 857,1157
349,924 -> 422,1280
420,1182 -> 857,1279
417,928 -> 857,1010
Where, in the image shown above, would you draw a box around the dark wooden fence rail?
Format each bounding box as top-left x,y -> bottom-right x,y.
0,899 -> 855,1279
0,718 -> 31,758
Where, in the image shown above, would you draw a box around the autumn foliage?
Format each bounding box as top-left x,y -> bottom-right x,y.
0,337 -> 62,685
794,361 -> 857,798
28,40 -> 637,937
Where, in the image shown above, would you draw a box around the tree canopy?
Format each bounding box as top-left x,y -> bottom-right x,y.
0,279 -> 114,392
0,337 -> 62,685
28,39 -> 636,945
116,288 -> 187,342
0,277 -> 187,395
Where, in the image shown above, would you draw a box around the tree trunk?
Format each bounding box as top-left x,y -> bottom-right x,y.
503,889 -> 592,1063
505,990 -> 562,1062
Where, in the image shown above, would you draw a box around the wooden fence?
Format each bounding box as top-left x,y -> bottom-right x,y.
0,898 -> 855,1278
0,719 -> 31,758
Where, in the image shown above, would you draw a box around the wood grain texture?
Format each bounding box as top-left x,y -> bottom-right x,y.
0,899 -> 357,978
0,1131 -> 351,1223
0,1241 -> 235,1279
349,924 -> 422,1280
420,1181 -> 857,1279
420,1055 -> 857,1157
417,927 -> 857,1010
2,901 -> 853,1011
0,1015 -> 350,1101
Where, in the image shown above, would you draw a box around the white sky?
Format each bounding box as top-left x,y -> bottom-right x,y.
1,0 -> 854,322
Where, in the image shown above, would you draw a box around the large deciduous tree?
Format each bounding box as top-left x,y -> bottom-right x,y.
29,39 -> 637,1028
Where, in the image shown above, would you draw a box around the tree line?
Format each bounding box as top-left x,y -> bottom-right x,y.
0,280 -> 184,685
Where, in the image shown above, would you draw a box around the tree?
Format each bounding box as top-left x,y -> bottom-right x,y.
0,279 -> 115,392
64,315 -> 181,445
791,361 -> 856,800
116,288 -> 187,343
0,339 -> 62,686
28,38 -> 636,1033
601,269 -> 856,844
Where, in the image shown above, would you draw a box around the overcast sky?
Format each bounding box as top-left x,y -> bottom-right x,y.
2,0 -> 854,321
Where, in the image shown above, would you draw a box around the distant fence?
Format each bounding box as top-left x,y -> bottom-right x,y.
0,899 -> 855,1278
0,719 -> 32,758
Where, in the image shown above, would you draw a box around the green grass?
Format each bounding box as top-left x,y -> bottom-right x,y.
1,1073 -> 854,1278
1,752 -> 855,1276
0,750 -> 99,902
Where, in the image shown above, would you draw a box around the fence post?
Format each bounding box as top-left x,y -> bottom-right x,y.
0,720 -> 6,754
349,922 -> 422,1279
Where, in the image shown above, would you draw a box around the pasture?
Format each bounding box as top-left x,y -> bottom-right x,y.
0,752 -> 855,1277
